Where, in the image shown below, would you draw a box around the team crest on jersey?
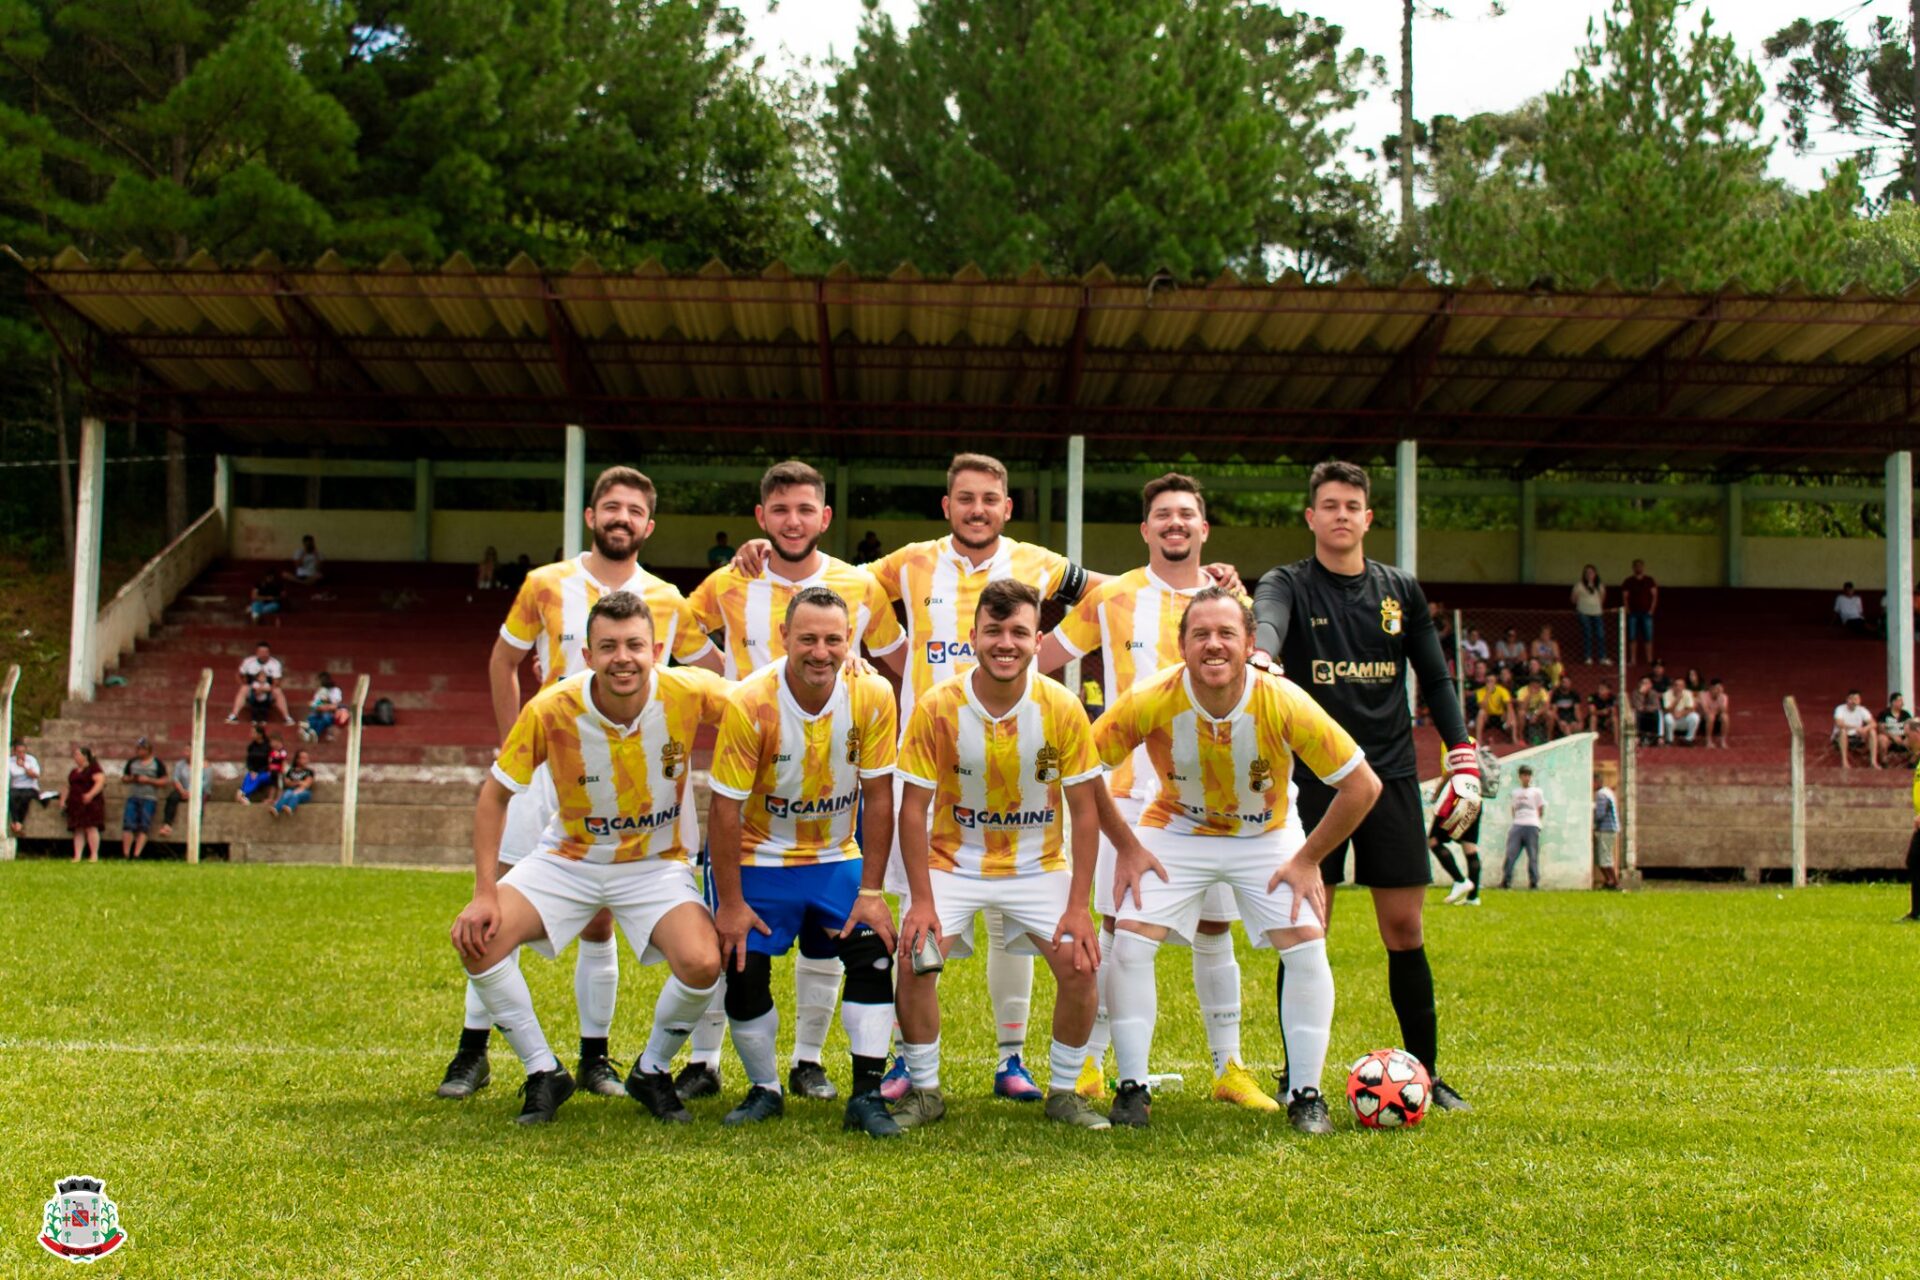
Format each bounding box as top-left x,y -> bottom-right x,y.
39,1177 -> 127,1263
1380,596 -> 1403,636
1034,745 -> 1062,783
846,726 -> 862,765
660,741 -> 687,780
1248,757 -> 1274,794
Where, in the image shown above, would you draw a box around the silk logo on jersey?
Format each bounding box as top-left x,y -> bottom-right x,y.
953,805 -> 1056,830
1380,596 -> 1403,636
765,791 -> 858,820
1312,658 -> 1399,684
1034,744 -> 1062,783
584,805 -> 681,836
660,741 -> 688,780
927,640 -> 973,665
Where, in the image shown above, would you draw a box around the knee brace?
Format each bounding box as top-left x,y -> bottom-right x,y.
722,953 -> 774,1022
837,929 -> 894,1005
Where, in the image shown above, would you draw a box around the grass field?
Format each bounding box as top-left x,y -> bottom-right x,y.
1,862 -> 1916,1278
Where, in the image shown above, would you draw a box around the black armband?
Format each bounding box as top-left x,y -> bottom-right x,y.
1054,562 -> 1090,606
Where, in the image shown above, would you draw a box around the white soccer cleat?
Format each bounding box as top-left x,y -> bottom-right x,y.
1444,880 -> 1474,905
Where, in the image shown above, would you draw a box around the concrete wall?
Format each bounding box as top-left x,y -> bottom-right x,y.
96,508 -> 225,682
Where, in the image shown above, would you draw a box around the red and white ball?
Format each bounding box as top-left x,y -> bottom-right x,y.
1345,1048 -> 1431,1129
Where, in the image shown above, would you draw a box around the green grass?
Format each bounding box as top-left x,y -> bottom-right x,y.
0,864 -> 1915,1278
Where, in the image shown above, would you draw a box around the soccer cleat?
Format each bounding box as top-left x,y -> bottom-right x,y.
842,1090 -> 903,1138
627,1067 -> 694,1123
578,1055 -> 626,1098
1898,912 -> 1920,924
1212,1059 -> 1280,1112
1286,1087 -> 1334,1135
1429,1078 -> 1472,1112
993,1054 -> 1044,1101
1109,1080 -> 1151,1128
1044,1091 -> 1112,1130
1074,1055 -> 1108,1100
721,1085 -> 786,1127
514,1066 -> 575,1125
672,1061 -> 721,1101
1444,879 -> 1474,905
888,1087 -> 947,1130
436,1050 -> 491,1099
879,1055 -> 911,1102
1461,897 -> 1482,907
787,1060 -> 839,1101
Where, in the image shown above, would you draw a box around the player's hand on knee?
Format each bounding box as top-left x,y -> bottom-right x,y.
1053,908 -> 1100,971
1269,857 -> 1326,926
731,538 -> 772,575
452,894 -> 500,962
717,901 -> 771,972
1113,836 -> 1167,910
841,894 -> 897,953
900,901 -> 941,963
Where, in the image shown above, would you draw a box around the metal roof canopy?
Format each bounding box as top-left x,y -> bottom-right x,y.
16,245 -> 1920,476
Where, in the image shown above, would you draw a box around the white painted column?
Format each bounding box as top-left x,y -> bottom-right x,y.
213,453 -> 232,547
66,416 -> 106,701
1064,436 -> 1086,695
1887,451 -> 1914,703
562,425 -> 586,560
1394,439 -> 1418,574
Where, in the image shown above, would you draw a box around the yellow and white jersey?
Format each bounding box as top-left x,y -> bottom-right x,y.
868,535 -> 1069,737
896,670 -> 1101,878
688,554 -> 904,679
500,556 -> 713,688
492,667 -> 730,864
1095,664 -> 1363,838
1053,566 -> 1245,798
707,660 -> 898,867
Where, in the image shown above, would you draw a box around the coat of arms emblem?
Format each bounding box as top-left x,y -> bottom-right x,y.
660,740 -> 687,780
1380,596 -> 1403,636
1248,757 -> 1274,794
39,1177 -> 127,1263
1034,745 -> 1061,784
846,726 -> 862,765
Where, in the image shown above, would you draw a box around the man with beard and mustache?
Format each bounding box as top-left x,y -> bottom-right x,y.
436,466 -> 722,1104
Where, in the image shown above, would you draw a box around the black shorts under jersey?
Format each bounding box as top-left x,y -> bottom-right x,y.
1295,774 -> 1430,889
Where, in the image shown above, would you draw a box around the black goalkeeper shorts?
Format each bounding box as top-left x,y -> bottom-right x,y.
1294,773 -> 1430,889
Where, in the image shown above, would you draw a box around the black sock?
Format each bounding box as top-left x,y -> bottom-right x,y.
1465,854 -> 1483,898
580,1036 -> 609,1063
1387,946 -> 1439,1075
1431,843 -> 1464,884
1907,832 -> 1920,916
459,1026 -> 490,1055
851,1054 -> 886,1098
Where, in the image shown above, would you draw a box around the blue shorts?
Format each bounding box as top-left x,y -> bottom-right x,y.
706,859 -> 863,959
1627,611 -> 1655,642
121,796 -> 155,833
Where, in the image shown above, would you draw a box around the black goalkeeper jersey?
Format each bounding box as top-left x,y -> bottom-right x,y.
1253,556 -> 1468,781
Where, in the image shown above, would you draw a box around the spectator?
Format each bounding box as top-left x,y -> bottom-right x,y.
227,642 -> 294,726
9,741 -> 55,837
1469,658 -> 1491,689
248,568 -> 285,623
1461,628 -> 1491,665
1531,625 -> 1564,685
1832,689 -> 1881,770
1664,679 -> 1701,745
119,736 -> 166,859
1474,671 -> 1516,743
1698,678 -> 1731,749
1683,666 -> 1705,694
64,745 -> 104,862
476,546 -> 499,591
158,752 -> 211,838
1588,682 -> 1619,740
236,725 -> 276,803
1516,673 -> 1552,744
268,736 -> 289,792
707,530 -> 734,569
1622,558 -> 1659,665
1493,627 -> 1527,671
1502,764 -> 1545,889
1633,677 -> 1663,747
272,750 -> 316,817
1432,604 -> 1455,661
1571,564 -> 1608,665
1881,692 -> 1913,765
304,672 -> 345,743
1593,773 -> 1621,891
1833,581 -> 1867,634
856,530 -> 884,562
1081,678 -> 1104,715
500,553 -> 533,593
1549,675 -> 1584,739
1648,660 -> 1673,733
292,534 -> 325,586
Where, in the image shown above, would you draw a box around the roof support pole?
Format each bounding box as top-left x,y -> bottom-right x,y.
563,425 -> 586,561
66,416 -> 105,701
413,458 -> 433,563
1887,450 -> 1914,704
1394,439 -> 1418,575
1518,478 -> 1538,585
1064,435 -> 1086,696
1724,482 -> 1744,588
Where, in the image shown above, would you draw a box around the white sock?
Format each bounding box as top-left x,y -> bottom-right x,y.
841,999 -> 896,1061
791,953 -> 842,1065
984,908 -> 1033,1062
463,972 -> 492,1033
573,937 -> 618,1040
902,1038 -> 941,1092
1108,930 -> 1161,1086
1278,938 -> 1335,1100
640,975 -> 722,1076
1191,930 -> 1242,1076
688,976 -> 727,1068
729,1008 -> 781,1090
1084,936 -> 1113,1066
1048,1037 -> 1088,1095
469,954 -> 556,1075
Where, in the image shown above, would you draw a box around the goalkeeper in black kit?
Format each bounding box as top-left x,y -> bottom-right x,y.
1253,460 -> 1480,1112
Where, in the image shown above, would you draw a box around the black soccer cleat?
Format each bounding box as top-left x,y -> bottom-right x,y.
672,1061 -> 721,1101
514,1066 -> 575,1125
628,1067 -> 694,1123
1287,1087 -> 1334,1135
578,1054 -> 626,1098
787,1060 -> 839,1101
1429,1077 -> 1472,1113
721,1085 -> 786,1127
842,1090 -> 902,1138
1110,1080 -> 1152,1129
436,1050 -> 491,1099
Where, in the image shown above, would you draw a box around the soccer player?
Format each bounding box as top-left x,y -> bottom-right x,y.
1252,460 -> 1480,1113
451,591 -> 726,1125
1428,763 -> 1483,906
437,466 -> 720,1103
1901,720 -> 1920,923
1094,588 -> 1381,1132
889,580 -> 1110,1130
1036,472 -> 1271,1109
680,460 -> 907,1103
705,586 -> 902,1136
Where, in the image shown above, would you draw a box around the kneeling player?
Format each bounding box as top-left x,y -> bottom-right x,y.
891,581 -> 1109,1131
706,587 -> 903,1137
451,591 -> 727,1125
1096,589 -> 1381,1133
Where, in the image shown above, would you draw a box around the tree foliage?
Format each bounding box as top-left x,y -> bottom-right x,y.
1766,12 -> 1915,204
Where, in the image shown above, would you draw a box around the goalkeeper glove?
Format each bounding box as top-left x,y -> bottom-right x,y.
1434,742 -> 1482,839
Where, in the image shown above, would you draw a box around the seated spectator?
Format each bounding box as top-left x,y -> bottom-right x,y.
271,751 -> 316,817
1832,689 -> 1881,769
64,745 -> 104,862
1698,677 -> 1731,749
158,752 -> 211,838
1475,672 -> 1515,743
304,672 -> 345,743
1522,657 -> 1548,688
1633,677 -> 1663,747
268,735 -> 289,791
1468,659 -> 1491,690
499,553 -> 533,593
1881,692 -> 1912,765
1664,680 -> 1701,745
707,530 -> 734,569
1571,565 -> 1608,664
1493,627 -> 1527,671
1461,628 -> 1490,665
236,725 -> 276,803
1588,683 -> 1619,740
292,534 -> 325,586
227,642 -> 294,726
1647,660 -> 1673,735
856,530 -> 884,563
1531,626 -> 1564,685
1549,675 -> 1584,739
249,568 -> 286,623
477,545 -> 499,590
119,736 -> 166,859
1834,581 -> 1866,634
1516,673 -> 1553,744
9,741 -> 56,837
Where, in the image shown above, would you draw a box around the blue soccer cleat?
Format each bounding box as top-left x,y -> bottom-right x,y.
993,1054 -> 1043,1102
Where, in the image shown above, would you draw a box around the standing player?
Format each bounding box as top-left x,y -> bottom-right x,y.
1094,588 -> 1381,1131
1036,472 -> 1272,1109
1252,460 -> 1480,1112
680,460 -> 906,1103
1428,763 -> 1483,906
705,586 -> 903,1136
451,591 -> 726,1125
890,581 -> 1110,1131
439,465 -> 720,1102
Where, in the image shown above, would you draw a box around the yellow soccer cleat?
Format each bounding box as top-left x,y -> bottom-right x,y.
1212,1059 -> 1280,1112
1075,1054 -> 1109,1100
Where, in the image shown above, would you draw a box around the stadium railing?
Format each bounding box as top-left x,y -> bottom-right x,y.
339,674 -> 372,867
1,663 -> 17,862
188,668 -> 212,866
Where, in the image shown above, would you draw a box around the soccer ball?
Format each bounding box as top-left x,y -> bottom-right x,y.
1345,1048 -> 1431,1129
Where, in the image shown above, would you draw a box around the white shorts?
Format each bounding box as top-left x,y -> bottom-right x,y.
500,853 -> 706,963
498,761 -> 559,868
926,868 -> 1071,961
1096,792 -> 1239,926
1116,825 -> 1316,948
